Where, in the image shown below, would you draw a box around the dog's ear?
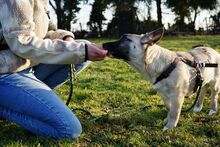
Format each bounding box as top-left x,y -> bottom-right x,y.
141,27 -> 164,45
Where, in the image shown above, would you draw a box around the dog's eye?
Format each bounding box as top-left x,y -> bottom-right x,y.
123,37 -> 132,42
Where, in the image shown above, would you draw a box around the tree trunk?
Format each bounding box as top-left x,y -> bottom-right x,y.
66,11 -> 73,31
156,0 -> 162,26
179,14 -> 185,32
98,22 -> 103,37
192,8 -> 198,33
54,0 -> 66,29
65,20 -> 71,31
57,13 -> 65,29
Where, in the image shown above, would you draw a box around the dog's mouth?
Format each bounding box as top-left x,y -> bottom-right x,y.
102,41 -> 130,61
102,42 -> 115,57
106,50 -> 114,57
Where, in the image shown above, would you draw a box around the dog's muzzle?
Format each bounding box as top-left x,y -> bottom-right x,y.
102,41 -> 118,56
103,40 -> 130,61
103,42 -> 117,50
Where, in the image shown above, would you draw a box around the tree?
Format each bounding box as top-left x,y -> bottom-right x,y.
88,0 -> 109,37
135,0 -> 162,26
90,0 -> 156,36
211,12 -> 220,34
189,0 -> 217,31
156,0 -> 162,26
166,0 -> 218,32
116,0 -> 137,36
106,0 -> 138,36
49,0 -> 85,30
165,0 -> 190,31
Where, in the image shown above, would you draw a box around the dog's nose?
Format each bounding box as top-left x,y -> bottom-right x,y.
102,43 -> 108,50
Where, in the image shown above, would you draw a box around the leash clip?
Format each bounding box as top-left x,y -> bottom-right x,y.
197,61 -> 206,68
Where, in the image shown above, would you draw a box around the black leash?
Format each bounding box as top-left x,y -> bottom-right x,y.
181,62 -> 204,113
65,62 -> 202,119
182,84 -> 202,113
66,64 -> 93,117
66,65 -> 153,120
181,71 -> 203,113
65,64 -> 75,106
181,61 -> 215,112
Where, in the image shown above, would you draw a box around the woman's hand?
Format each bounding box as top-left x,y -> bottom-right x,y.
87,44 -> 108,61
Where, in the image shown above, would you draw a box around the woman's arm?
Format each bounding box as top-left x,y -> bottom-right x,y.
0,0 -> 86,64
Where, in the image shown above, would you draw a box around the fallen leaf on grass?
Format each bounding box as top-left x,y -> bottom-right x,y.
194,117 -> 210,123
84,137 -> 93,143
194,117 -> 219,123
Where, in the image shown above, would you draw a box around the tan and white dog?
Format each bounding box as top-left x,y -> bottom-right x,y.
103,28 -> 220,131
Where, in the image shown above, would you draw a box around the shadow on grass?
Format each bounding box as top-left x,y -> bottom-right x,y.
0,119 -> 74,146
0,108 -> 167,146
79,108 -> 167,145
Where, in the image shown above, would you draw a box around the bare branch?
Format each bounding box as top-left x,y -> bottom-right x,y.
49,0 -> 56,11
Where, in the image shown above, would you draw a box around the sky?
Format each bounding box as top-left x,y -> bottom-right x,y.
49,0 -> 215,32
72,0 -> 114,31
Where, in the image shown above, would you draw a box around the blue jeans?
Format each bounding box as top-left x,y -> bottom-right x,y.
0,62 -> 91,139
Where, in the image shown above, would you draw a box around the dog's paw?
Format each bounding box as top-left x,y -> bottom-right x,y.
193,106 -> 202,113
164,118 -> 168,123
162,126 -> 169,132
208,109 -> 217,116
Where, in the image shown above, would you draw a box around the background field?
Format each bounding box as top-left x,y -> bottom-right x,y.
1,36 -> 220,146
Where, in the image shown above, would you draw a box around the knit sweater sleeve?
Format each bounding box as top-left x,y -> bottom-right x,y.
0,0 -> 86,64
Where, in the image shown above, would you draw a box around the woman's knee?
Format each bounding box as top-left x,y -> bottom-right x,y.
66,116 -> 82,139
56,113 -> 82,139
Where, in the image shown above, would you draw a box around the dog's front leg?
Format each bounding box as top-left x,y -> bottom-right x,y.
163,95 -> 184,131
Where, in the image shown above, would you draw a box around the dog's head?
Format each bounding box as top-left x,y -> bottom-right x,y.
103,28 -> 164,61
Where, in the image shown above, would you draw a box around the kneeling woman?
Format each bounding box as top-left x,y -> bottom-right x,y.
0,0 -> 107,139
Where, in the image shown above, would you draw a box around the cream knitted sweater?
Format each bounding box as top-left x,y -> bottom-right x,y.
0,0 -> 86,73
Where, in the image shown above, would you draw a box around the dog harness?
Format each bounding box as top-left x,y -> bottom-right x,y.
153,52 -> 218,112
153,54 -> 218,87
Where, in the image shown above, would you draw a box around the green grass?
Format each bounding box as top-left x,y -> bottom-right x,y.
1,35 -> 220,146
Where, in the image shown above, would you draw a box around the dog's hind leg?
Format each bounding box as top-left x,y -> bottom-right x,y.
208,84 -> 219,115
193,84 -> 209,113
163,95 -> 184,131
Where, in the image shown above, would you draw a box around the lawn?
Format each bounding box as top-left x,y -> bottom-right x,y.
1,35 -> 220,146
